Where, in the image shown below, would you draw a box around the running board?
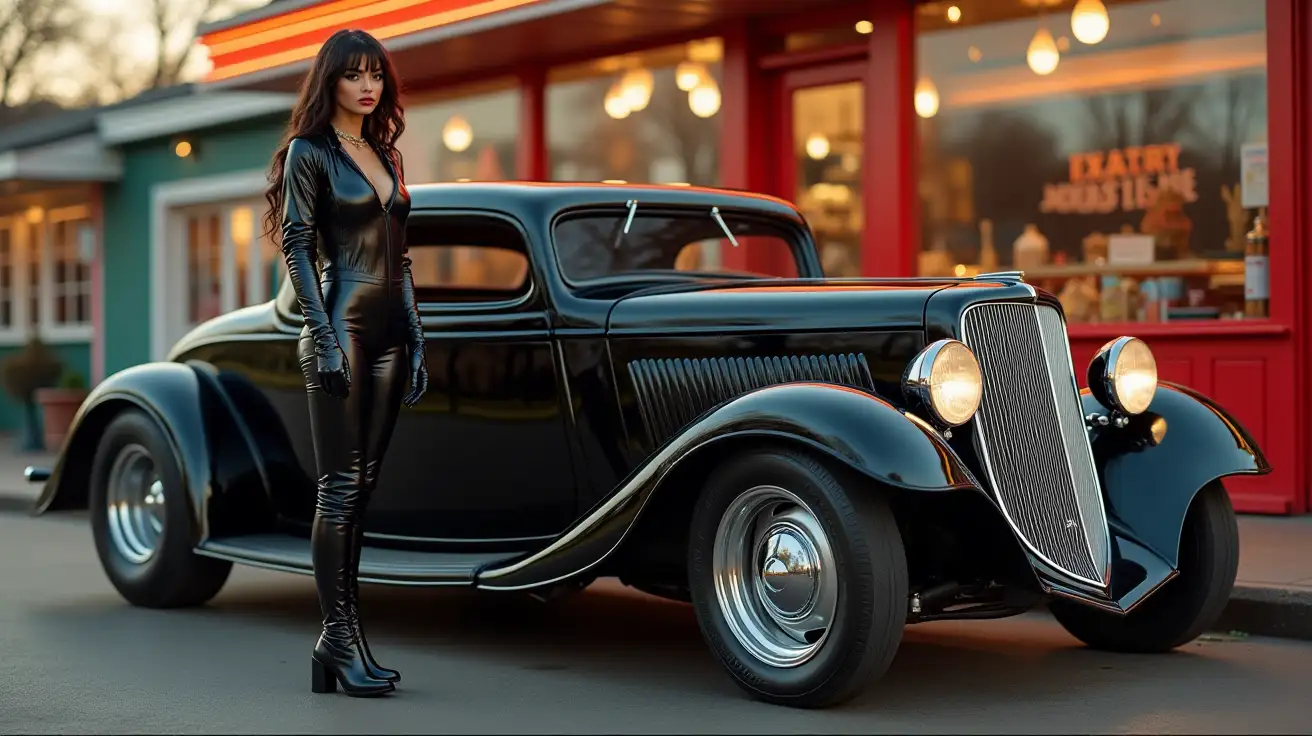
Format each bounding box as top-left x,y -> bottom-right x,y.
196,534 -> 526,586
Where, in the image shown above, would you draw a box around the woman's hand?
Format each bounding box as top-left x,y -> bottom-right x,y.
403,344 -> 427,407
316,342 -> 352,399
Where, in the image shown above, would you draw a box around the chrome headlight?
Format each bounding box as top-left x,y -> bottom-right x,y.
903,339 -> 983,427
1088,336 -> 1157,415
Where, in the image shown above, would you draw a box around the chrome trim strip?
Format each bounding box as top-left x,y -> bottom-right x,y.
958,299 -> 1110,591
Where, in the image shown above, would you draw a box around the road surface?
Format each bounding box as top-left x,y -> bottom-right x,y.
1,509 -> 1308,734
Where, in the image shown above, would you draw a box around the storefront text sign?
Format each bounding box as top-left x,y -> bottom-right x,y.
1039,143 -> 1198,215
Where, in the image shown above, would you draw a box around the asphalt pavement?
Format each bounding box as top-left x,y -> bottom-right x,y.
1,509 -> 1309,734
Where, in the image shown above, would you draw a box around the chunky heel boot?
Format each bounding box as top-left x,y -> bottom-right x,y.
311,657 -> 336,693
310,510 -> 393,697
351,525 -> 400,683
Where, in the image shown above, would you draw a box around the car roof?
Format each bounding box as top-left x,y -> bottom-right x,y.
406,181 -> 806,224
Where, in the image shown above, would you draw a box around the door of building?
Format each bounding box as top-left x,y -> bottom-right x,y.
775,61 -> 866,278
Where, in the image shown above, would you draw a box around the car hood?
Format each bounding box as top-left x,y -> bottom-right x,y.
605,278 -> 963,334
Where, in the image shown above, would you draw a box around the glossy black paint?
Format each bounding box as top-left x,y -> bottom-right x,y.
29,182 -> 1271,621
33,360 -> 270,543
475,381 -> 982,591
1083,381 -> 1272,568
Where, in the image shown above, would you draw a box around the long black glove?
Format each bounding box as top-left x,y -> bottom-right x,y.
281,138 -> 350,399
399,250 -> 427,407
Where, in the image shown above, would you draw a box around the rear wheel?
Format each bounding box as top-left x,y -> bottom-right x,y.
89,409 -> 232,608
1049,480 -> 1239,652
688,447 -> 907,709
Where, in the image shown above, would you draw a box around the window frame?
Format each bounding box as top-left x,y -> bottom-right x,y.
0,205 -> 96,346
407,209 -> 540,313
548,204 -> 816,289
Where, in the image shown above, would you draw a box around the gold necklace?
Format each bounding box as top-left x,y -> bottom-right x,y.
333,127 -> 368,149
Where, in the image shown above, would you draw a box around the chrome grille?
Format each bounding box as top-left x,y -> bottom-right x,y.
960,302 -> 1110,587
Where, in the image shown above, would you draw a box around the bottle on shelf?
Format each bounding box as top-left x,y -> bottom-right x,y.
1245,208 -> 1269,318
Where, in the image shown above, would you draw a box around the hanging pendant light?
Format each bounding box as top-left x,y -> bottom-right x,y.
620,68 -> 653,111
604,83 -> 631,119
1070,0 -> 1110,44
805,134 -> 830,160
914,77 -> 939,118
688,78 -> 720,118
1027,27 -> 1060,75
676,61 -> 704,91
442,115 -> 472,152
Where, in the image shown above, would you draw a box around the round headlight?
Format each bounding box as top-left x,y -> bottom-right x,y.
903,339 -> 984,427
1088,336 -> 1158,415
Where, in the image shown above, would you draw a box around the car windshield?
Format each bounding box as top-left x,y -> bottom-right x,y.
553,206 -> 808,284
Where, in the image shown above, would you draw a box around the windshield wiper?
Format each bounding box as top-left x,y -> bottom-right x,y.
711,206 -> 739,247
613,199 -> 638,249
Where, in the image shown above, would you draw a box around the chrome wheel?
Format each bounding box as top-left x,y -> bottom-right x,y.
104,443 -> 166,565
712,485 -> 839,668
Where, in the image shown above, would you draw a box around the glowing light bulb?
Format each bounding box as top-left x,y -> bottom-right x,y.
1071,0 -> 1110,45
620,68 -> 652,111
805,134 -> 830,160
688,79 -> 720,118
675,61 -> 703,91
914,77 -> 939,118
1027,27 -> 1060,75
441,115 -> 472,152
604,85 -> 631,119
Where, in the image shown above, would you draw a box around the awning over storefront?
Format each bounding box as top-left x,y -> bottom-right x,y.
199,0 -> 849,90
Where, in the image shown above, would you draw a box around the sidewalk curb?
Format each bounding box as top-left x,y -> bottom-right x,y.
1215,584 -> 1312,641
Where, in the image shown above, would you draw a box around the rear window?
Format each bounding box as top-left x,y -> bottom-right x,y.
553,208 -> 803,284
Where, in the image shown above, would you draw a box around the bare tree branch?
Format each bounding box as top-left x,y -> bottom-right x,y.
0,0 -> 78,107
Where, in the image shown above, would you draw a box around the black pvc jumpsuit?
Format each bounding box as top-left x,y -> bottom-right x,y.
279,132 -> 424,694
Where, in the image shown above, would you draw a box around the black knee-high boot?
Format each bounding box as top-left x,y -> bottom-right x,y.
350,524 -> 400,683
310,500 -> 394,697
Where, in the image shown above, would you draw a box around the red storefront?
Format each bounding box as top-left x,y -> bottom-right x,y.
201,0 -> 1310,515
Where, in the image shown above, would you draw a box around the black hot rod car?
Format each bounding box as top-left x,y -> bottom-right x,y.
26,182 -> 1269,708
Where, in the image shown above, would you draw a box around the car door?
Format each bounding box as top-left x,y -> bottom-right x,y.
355,209 -> 579,545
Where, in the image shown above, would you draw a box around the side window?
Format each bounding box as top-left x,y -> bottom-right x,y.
405,214 -> 531,303
554,210 -> 802,285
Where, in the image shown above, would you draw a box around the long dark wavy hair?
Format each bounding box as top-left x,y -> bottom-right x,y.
263,29 -> 406,245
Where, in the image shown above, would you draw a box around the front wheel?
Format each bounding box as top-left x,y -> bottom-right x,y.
89,409 -> 232,608
1049,480 -> 1239,652
688,447 -> 908,709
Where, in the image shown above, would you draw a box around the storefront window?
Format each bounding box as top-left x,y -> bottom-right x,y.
397,81 -> 521,288
397,80 -> 520,183
792,81 -> 864,278
546,39 -> 723,185
916,0 -> 1269,323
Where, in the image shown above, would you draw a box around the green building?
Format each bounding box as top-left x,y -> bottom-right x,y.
0,85 -> 293,429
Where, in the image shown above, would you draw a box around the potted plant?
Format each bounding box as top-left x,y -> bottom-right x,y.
36,369 -> 89,452
0,335 -> 64,452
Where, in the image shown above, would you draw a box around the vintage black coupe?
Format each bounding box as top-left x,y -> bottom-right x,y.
26,182 -> 1269,708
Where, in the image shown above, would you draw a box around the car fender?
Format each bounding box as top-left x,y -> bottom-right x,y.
1083,381 -> 1271,568
476,381 -> 982,590
33,361 -> 272,543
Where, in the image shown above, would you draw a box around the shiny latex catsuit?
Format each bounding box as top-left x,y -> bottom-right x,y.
279,132 -> 427,697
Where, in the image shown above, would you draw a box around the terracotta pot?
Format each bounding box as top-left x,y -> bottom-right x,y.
35,387 -> 88,452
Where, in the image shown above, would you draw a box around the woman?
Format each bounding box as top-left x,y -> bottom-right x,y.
263,28 -> 428,698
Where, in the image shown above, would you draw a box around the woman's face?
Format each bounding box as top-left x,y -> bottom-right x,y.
335,60 -> 383,117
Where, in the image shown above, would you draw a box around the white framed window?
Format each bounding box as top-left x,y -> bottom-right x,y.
162,197 -> 286,351
44,206 -> 94,337
0,205 -> 96,345
0,219 -> 18,339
